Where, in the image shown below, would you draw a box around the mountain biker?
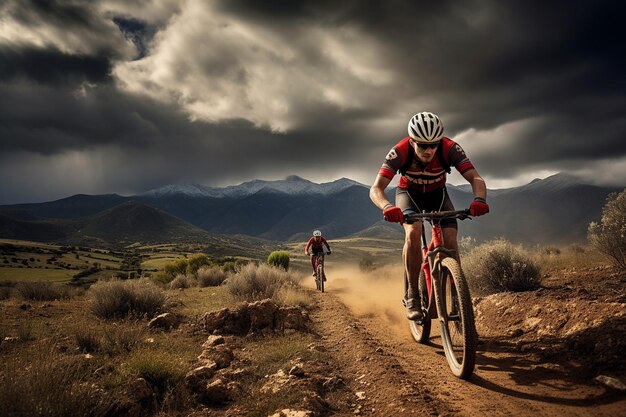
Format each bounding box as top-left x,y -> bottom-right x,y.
369,111 -> 489,322
305,230 -> 331,276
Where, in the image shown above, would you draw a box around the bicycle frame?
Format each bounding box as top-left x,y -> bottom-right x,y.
312,253 -> 325,271
421,221 -> 456,317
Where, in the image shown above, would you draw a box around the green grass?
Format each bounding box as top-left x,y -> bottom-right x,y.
142,256 -> 184,270
0,267 -> 75,282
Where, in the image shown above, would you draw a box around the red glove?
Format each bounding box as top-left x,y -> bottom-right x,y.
470,197 -> 489,216
383,205 -> 404,224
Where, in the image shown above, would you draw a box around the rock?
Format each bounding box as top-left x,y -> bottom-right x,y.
185,364 -> 218,391
268,410 -> 314,417
197,378 -> 232,405
594,375 -> 626,391
206,335 -> 227,348
129,377 -> 154,404
198,345 -> 234,369
200,301 -> 310,335
248,299 -> 279,331
260,369 -> 296,394
307,343 -> 326,352
321,376 -> 344,390
148,313 -> 180,330
288,364 -> 306,377
276,306 -> 309,332
523,317 -> 542,331
201,307 -> 250,335
19,303 -> 31,310
355,391 -> 366,400
507,328 -> 524,338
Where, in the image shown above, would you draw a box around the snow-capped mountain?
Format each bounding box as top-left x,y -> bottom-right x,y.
140,175 -> 366,199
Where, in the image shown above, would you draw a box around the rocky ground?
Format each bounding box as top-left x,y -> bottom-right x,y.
185,264 -> 626,416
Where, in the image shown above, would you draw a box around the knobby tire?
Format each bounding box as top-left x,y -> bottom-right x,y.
316,263 -> 324,293
434,257 -> 477,379
409,269 -> 431,343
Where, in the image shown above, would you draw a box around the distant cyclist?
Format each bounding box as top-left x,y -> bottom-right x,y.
305,230 -> 332,276
369,111 -> 489,321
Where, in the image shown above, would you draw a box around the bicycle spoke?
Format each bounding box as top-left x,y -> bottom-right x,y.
434,258 -> 477,379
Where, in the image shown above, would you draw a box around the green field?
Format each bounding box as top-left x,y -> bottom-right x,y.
0,267 -> 75,282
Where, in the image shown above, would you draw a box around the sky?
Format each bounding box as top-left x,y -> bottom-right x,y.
1,0 -> 625,204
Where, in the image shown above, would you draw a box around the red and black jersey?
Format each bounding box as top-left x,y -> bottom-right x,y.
378,136 -> 474,193
305,236 -> 330,254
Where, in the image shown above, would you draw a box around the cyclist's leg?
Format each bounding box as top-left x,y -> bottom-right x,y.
397,188 -> 424,321
403,222 -> 424,311
310,254 -> 317,276
439,190 -> 460,263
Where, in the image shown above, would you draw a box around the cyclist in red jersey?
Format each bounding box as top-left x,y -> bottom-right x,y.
305,230 -> 332,276
369,112 -> 489,321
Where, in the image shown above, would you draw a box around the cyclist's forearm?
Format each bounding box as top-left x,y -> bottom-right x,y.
370,175 -> 393,209
463,169 -> 487,200
470,176 -> 487,200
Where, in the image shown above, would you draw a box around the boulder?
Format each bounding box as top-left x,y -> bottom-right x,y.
198,345 -> 234,369
202,335 -> 225,349
185,364 -> 218,392
197,378 -> 232,405
148,313 -> 180,330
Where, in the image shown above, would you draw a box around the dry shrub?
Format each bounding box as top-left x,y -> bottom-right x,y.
588,189 -> 626,271
15,281 -> 75,301
274,285 -> 313,307
123,348 -> 190,407
197,265 -> 228,287
169,273 -> 196,290
0,348 -> 111,417
464,239 -> 541,295
543,246 -> 561,255
225,263 -> 299,302
569,244 -> 586,254
74,327 -> 101,353
89,278 -> 165,319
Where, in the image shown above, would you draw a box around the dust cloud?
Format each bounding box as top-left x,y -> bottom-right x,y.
302,263 -> 410,337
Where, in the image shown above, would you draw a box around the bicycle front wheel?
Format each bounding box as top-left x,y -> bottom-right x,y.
317,264 -> 324,293
435,257 -> 477,379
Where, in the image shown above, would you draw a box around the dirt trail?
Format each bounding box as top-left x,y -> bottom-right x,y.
304,265 -> 626,417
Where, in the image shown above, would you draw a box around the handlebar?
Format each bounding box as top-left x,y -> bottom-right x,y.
404,209 -> 471,224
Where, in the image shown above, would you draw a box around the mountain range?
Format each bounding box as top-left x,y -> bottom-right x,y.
0,174 -> 622,249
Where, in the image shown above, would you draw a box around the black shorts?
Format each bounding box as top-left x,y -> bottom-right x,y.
395,186 -> 457,229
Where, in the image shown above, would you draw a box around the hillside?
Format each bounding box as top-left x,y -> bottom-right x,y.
0,201 -> 282,257
1,173 -> 622,245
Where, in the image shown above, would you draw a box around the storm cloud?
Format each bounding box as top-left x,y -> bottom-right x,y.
1,0 -> 625,203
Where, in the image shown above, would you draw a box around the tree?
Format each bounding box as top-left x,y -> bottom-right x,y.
588,189 -> 626,271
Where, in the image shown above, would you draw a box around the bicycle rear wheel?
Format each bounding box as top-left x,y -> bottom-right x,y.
435,257 -> 477,379
409,269 -> 431,343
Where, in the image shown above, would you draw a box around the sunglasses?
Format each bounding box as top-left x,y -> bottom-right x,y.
415,142 -> 439,150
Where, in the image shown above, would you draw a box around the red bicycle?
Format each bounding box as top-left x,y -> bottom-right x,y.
311,252 -> 329,292
404,209 -> 477,379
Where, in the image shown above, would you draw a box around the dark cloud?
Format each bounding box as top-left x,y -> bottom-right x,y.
0,0 -> 625,203
0,46 -> 112,85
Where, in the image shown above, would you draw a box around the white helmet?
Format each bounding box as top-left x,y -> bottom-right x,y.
313,230 -> 322,237
408,112 -> 444,144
